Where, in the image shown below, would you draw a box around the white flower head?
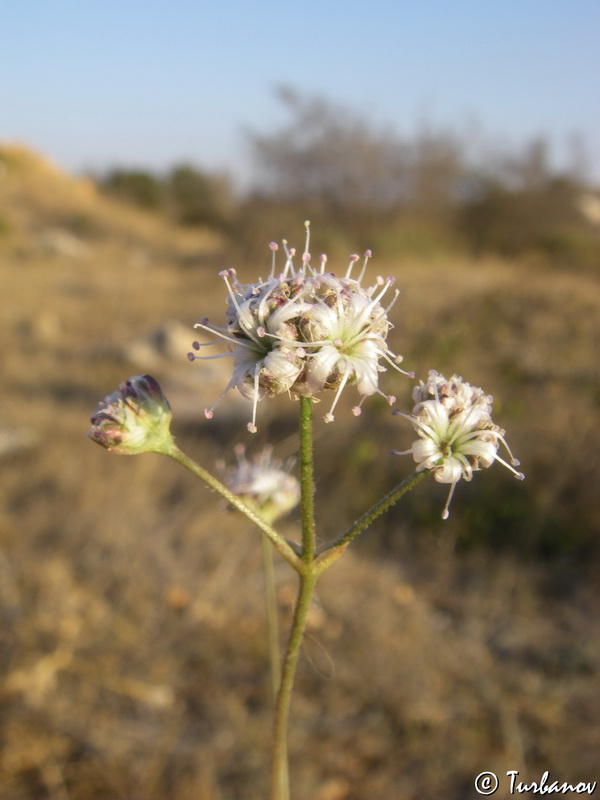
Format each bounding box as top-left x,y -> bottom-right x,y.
189,222 -> 411,431
394,371 -> 524,519
219,444 -> 300,523
296,265 -> 407,422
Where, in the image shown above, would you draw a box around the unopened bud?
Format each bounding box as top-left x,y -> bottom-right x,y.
87,375 -> 173,455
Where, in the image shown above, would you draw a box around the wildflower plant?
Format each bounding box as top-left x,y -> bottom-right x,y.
88,222 -> 525,800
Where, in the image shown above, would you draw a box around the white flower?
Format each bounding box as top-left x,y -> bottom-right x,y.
220,444 -> 300,523
394,371 -> 524,519
189,266 -> 311,432
189,223 -> 410,430
298,273 -> 404,422
412,370 -> 493,417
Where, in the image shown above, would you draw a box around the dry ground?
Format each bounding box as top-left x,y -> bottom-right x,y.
1,145 -> 599,800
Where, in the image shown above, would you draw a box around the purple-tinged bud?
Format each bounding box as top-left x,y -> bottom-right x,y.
87,375 -> 173,455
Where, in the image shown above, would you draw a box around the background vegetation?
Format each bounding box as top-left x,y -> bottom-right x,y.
97,89 -> 600,270
1,93 -> 599,799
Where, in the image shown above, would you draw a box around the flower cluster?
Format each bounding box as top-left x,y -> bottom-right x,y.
219,444 -> 300,524
188,223 -> 409,431
394,371 -> 525,519
87,375 -> 173,455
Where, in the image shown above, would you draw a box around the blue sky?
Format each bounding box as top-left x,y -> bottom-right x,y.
2,0 -> 599,183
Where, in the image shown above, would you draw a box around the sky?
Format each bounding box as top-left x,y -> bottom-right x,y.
2,0 -> 599,185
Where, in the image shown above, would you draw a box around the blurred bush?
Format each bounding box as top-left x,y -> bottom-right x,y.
233,89 -> 600,267
99,168 -> 164,210
97,163 -> 235,230
165,164 -> 235,229
91,91 -> 600,269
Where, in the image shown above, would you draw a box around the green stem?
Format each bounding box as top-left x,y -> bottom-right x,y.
269,397 -> 318,799
270,570 -> 317,800
314,470 -> 426,574
299,397 -> 316,562
163,443 -> 303,573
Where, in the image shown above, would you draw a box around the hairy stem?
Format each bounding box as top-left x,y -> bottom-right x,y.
299,396 -> 316,562
314,470 -> 426,574
269,396 -> 318,799
270,570 -> 317,800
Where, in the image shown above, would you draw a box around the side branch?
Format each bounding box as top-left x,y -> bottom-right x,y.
314,470 -> 426,574
165,444 -> 304,572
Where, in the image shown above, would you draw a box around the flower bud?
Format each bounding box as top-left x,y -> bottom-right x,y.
87,375 -> 173,455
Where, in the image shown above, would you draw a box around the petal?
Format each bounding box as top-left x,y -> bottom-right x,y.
349,351 -> 380,396
459,437 -> 498,467
419,400 -> 451,437
262,348 -> 303,393
305,346 -> 341,393
433,456 -> 464,484
411,438 -> 442,464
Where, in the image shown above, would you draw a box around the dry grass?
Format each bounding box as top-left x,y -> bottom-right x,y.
1,144 -> 599,799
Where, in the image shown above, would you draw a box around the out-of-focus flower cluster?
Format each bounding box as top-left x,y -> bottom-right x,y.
220,444 -> 300,524
189,223 -> 409,431
87,374 -> 172,455
395,371 -> 525,518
